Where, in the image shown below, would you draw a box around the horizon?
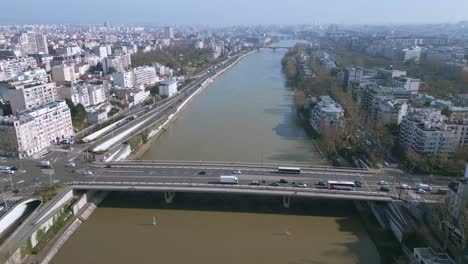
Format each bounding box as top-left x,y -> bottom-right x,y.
2,0 -> 468,25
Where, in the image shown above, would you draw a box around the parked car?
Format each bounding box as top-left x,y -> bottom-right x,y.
66,162 -> 76,167
354,181 -> 363,187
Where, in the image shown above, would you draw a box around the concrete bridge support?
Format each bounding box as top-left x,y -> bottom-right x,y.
283,195 -> 291,209
164,191 -> 175,203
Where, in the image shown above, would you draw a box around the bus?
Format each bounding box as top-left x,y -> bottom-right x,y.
277,167 -> 301,174
327,181 -> 356,190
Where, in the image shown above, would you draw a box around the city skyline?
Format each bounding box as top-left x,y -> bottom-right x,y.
1,0 -> 468,25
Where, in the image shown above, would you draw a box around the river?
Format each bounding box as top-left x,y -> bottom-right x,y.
140,43 -> 325,164
50,41 -> 382,264
51,192 -> 381,264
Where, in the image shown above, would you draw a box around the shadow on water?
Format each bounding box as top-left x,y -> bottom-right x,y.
98,192 -> 381,264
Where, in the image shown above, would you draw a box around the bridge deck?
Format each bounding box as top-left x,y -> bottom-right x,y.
70,182 -> 395,202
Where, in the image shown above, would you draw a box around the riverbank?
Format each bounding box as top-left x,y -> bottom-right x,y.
127,49 -> 260,160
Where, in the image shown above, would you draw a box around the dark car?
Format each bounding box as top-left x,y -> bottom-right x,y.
197,171 -> 206,175
105,164 -> 113,168
354,181 -> 363,187
317,181 -> 326,186
279,179 -> 288,184
379,186 -> 390,192
269,182 -> 280,186
12,189 -> 20,194
9,166 -> 18,171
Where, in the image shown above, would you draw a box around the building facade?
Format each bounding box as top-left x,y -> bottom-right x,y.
309,96 -> 344,134
0,101 -> 73,158
0,81 -> 58,114
159,78 -> 178,97
400,110 -> 455,155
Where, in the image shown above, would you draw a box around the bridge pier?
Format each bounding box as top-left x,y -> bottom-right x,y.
283,195 -> 291,209
164,191 -> 175,203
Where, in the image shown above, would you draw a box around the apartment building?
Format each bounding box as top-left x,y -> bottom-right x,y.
361,85 -> 411,112
0,57 -> 38,80
400,109 -> 455,155
103,54 -> 131,74
57,83 -> 107,107
113,66 -> 158,88
374,98 -> 408,125
0,81 -> 58,114
309,96 -> 344,134
0,101 -> 73,158
393,76 -> 421,94
51,62 -> 77,83
159,78 -> 178,97
133,66 -> 158,86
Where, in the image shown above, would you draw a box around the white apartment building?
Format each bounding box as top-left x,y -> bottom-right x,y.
400,109 -> 455,155
133,66 -> 158,86
15,68 -> 48,83
309,96 -> 344,134
57,83 -> 107,107
410,248 -> 455,264
448,122 -> 468,149
159,78 -> 178,97
0,101 -> 73,158
113,71 -> 134,88
0,57 -> 38,80
51,63 -> 77,83
103,54 -> 131,74
0,81 -> 58,114
376,98 -> 408,125
393,76 -> 421,94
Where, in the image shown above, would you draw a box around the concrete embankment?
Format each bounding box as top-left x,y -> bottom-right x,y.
38,191 -> 108,264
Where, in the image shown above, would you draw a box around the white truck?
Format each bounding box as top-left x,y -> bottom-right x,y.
416,183 -> 432,191
220,176 -> 238,184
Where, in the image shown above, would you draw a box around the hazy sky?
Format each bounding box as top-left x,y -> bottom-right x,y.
2,0 -> 468,25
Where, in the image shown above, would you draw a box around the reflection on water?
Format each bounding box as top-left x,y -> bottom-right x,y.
51,192 -> 381,264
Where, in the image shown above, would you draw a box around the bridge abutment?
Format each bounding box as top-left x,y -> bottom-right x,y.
164,191 -> 175,203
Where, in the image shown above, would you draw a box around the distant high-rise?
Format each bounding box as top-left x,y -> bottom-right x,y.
104,21 -> 109,28
16,31 -> 49,55
35,34 -> 48,54
164,27 -> 174,39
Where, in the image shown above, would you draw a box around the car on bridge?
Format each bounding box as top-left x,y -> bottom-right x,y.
249,181 -> 260,186
279,179 -> 288,184
294,183 -> 307,188
378,181 -> 389,185
379,186 -> 390,192
399,184 -> 411,189
354,181 -> 363,187
269,182 -> 280,187
232,170 -> 242,174
197,171 -> 206,175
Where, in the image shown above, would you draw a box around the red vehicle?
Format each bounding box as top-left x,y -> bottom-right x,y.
105,164 -> 112,168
